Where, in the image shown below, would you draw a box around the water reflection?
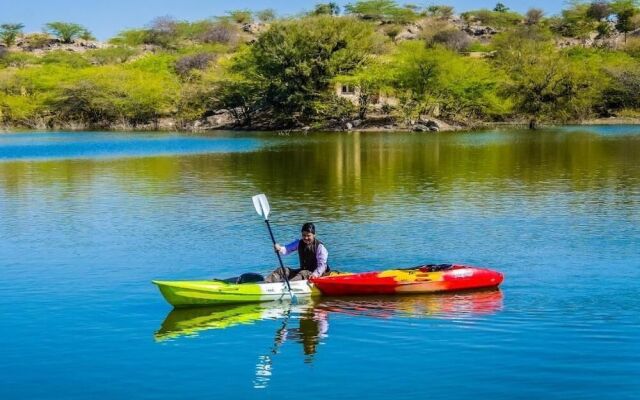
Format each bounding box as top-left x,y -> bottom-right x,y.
155,290 -> 503,387
156,291 -> 503,342
1,130 -> 639,208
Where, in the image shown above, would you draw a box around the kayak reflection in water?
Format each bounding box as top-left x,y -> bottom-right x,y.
265,222 -> 331,282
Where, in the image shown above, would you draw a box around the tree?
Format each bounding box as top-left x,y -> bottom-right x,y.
227,10 -> 253,24
44,22 -> 90,43
611,0 -> 640,41
384,41 -> 505,122
256,9 -> 277,22
426,5 -> 454,19
312,2 -> 341,16
51,80 -> 118,126
525,8 -> 544,25
344,0 -> 418,24
0,23 -> 24,47
494,3 -> 509,13
552,3 -> 597,41
587,1 -> 613,20
228,16 -> 380,126
602,67 -> 640,110
493,30 -> 595,128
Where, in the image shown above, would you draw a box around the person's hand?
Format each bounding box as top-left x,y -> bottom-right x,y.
274,243 -> 283,253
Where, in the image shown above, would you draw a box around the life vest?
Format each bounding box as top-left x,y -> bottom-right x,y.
297,238 -> 330,273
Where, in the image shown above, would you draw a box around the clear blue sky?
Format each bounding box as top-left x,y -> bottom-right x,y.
4,1 -> 565,40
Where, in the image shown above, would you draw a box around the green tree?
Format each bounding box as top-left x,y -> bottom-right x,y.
552,2 -> 597,41
494,3 -> 509,13
44,22 -> 90,43
0,23 -> 24,47
228,15 -> 380,126
386,42 -> 506,123
611,0 -> 640,41
425,5 -> 454,19
493,30 -> 597,128
312,2 -> 341,16
587,1 -> 613,20
256,9 -> 277,22
227,10 -> 253,24
345,0 -> 419,23
525,8 -> 545,25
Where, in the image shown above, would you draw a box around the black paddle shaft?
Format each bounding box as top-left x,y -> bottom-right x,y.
264,219 -> 292,292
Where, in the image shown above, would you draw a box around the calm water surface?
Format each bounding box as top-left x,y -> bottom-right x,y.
1,128 -> 639,399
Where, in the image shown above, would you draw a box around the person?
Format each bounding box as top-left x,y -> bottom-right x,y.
264,222 -> 330,283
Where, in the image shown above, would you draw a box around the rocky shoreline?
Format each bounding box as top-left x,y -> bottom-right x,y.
3,117 -> 640,134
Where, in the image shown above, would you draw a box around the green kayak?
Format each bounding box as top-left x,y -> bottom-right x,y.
152,279 -> 319,308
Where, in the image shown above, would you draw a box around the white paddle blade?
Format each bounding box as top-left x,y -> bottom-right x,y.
252,194 -> 271,218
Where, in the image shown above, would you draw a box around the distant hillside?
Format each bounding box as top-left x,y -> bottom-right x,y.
2,1 -> 640,131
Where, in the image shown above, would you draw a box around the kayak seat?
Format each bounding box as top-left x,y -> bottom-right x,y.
400,264 -> 453,272
217,273 -> 265,284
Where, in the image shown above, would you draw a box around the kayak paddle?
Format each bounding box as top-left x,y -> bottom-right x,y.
252,193 -> 297,303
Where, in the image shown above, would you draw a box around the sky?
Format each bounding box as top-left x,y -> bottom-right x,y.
3,0 -> 566,40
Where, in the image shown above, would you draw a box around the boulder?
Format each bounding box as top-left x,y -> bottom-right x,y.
412,124 -> 429,132
205,110 -> 234,128
395,30 -> 419,42
464,25 -> 498,37
242,23 -> 266,35
418,117 -> 450,131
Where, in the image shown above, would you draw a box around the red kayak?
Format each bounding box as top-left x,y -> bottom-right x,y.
311,264 -> 504,296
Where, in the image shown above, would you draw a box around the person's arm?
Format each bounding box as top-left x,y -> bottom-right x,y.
276,240 -> 299,256
311,244 -> 328,278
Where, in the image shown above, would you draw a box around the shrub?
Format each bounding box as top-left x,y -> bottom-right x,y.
429,29 -> 472,52
146,16 -> 179,48
86,47 -> 139,65
40,51 -> 90,68
0,52 -> 39,67
199,21 -> 238,44
312,94 -> 356,125
108,29 -> 148,46
174,53 -> 217,76
23,33 -> 54,49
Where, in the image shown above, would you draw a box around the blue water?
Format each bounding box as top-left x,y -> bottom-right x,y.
0,128 -> 639,399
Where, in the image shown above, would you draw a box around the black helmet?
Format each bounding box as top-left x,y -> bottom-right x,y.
301,222 -> 316,234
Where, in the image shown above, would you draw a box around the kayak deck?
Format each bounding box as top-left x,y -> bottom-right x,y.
311,264 -> 503,296
152,279 -> 318,308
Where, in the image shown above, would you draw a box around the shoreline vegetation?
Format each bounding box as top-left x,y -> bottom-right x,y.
3,2 -> 640,133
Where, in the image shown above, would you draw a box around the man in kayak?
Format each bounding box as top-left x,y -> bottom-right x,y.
264,222 -> 330,282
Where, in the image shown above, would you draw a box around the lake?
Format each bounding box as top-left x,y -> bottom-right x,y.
1,127 -> 639,399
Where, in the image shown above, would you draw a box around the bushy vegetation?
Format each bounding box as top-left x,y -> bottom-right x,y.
2,1 -> 640,130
